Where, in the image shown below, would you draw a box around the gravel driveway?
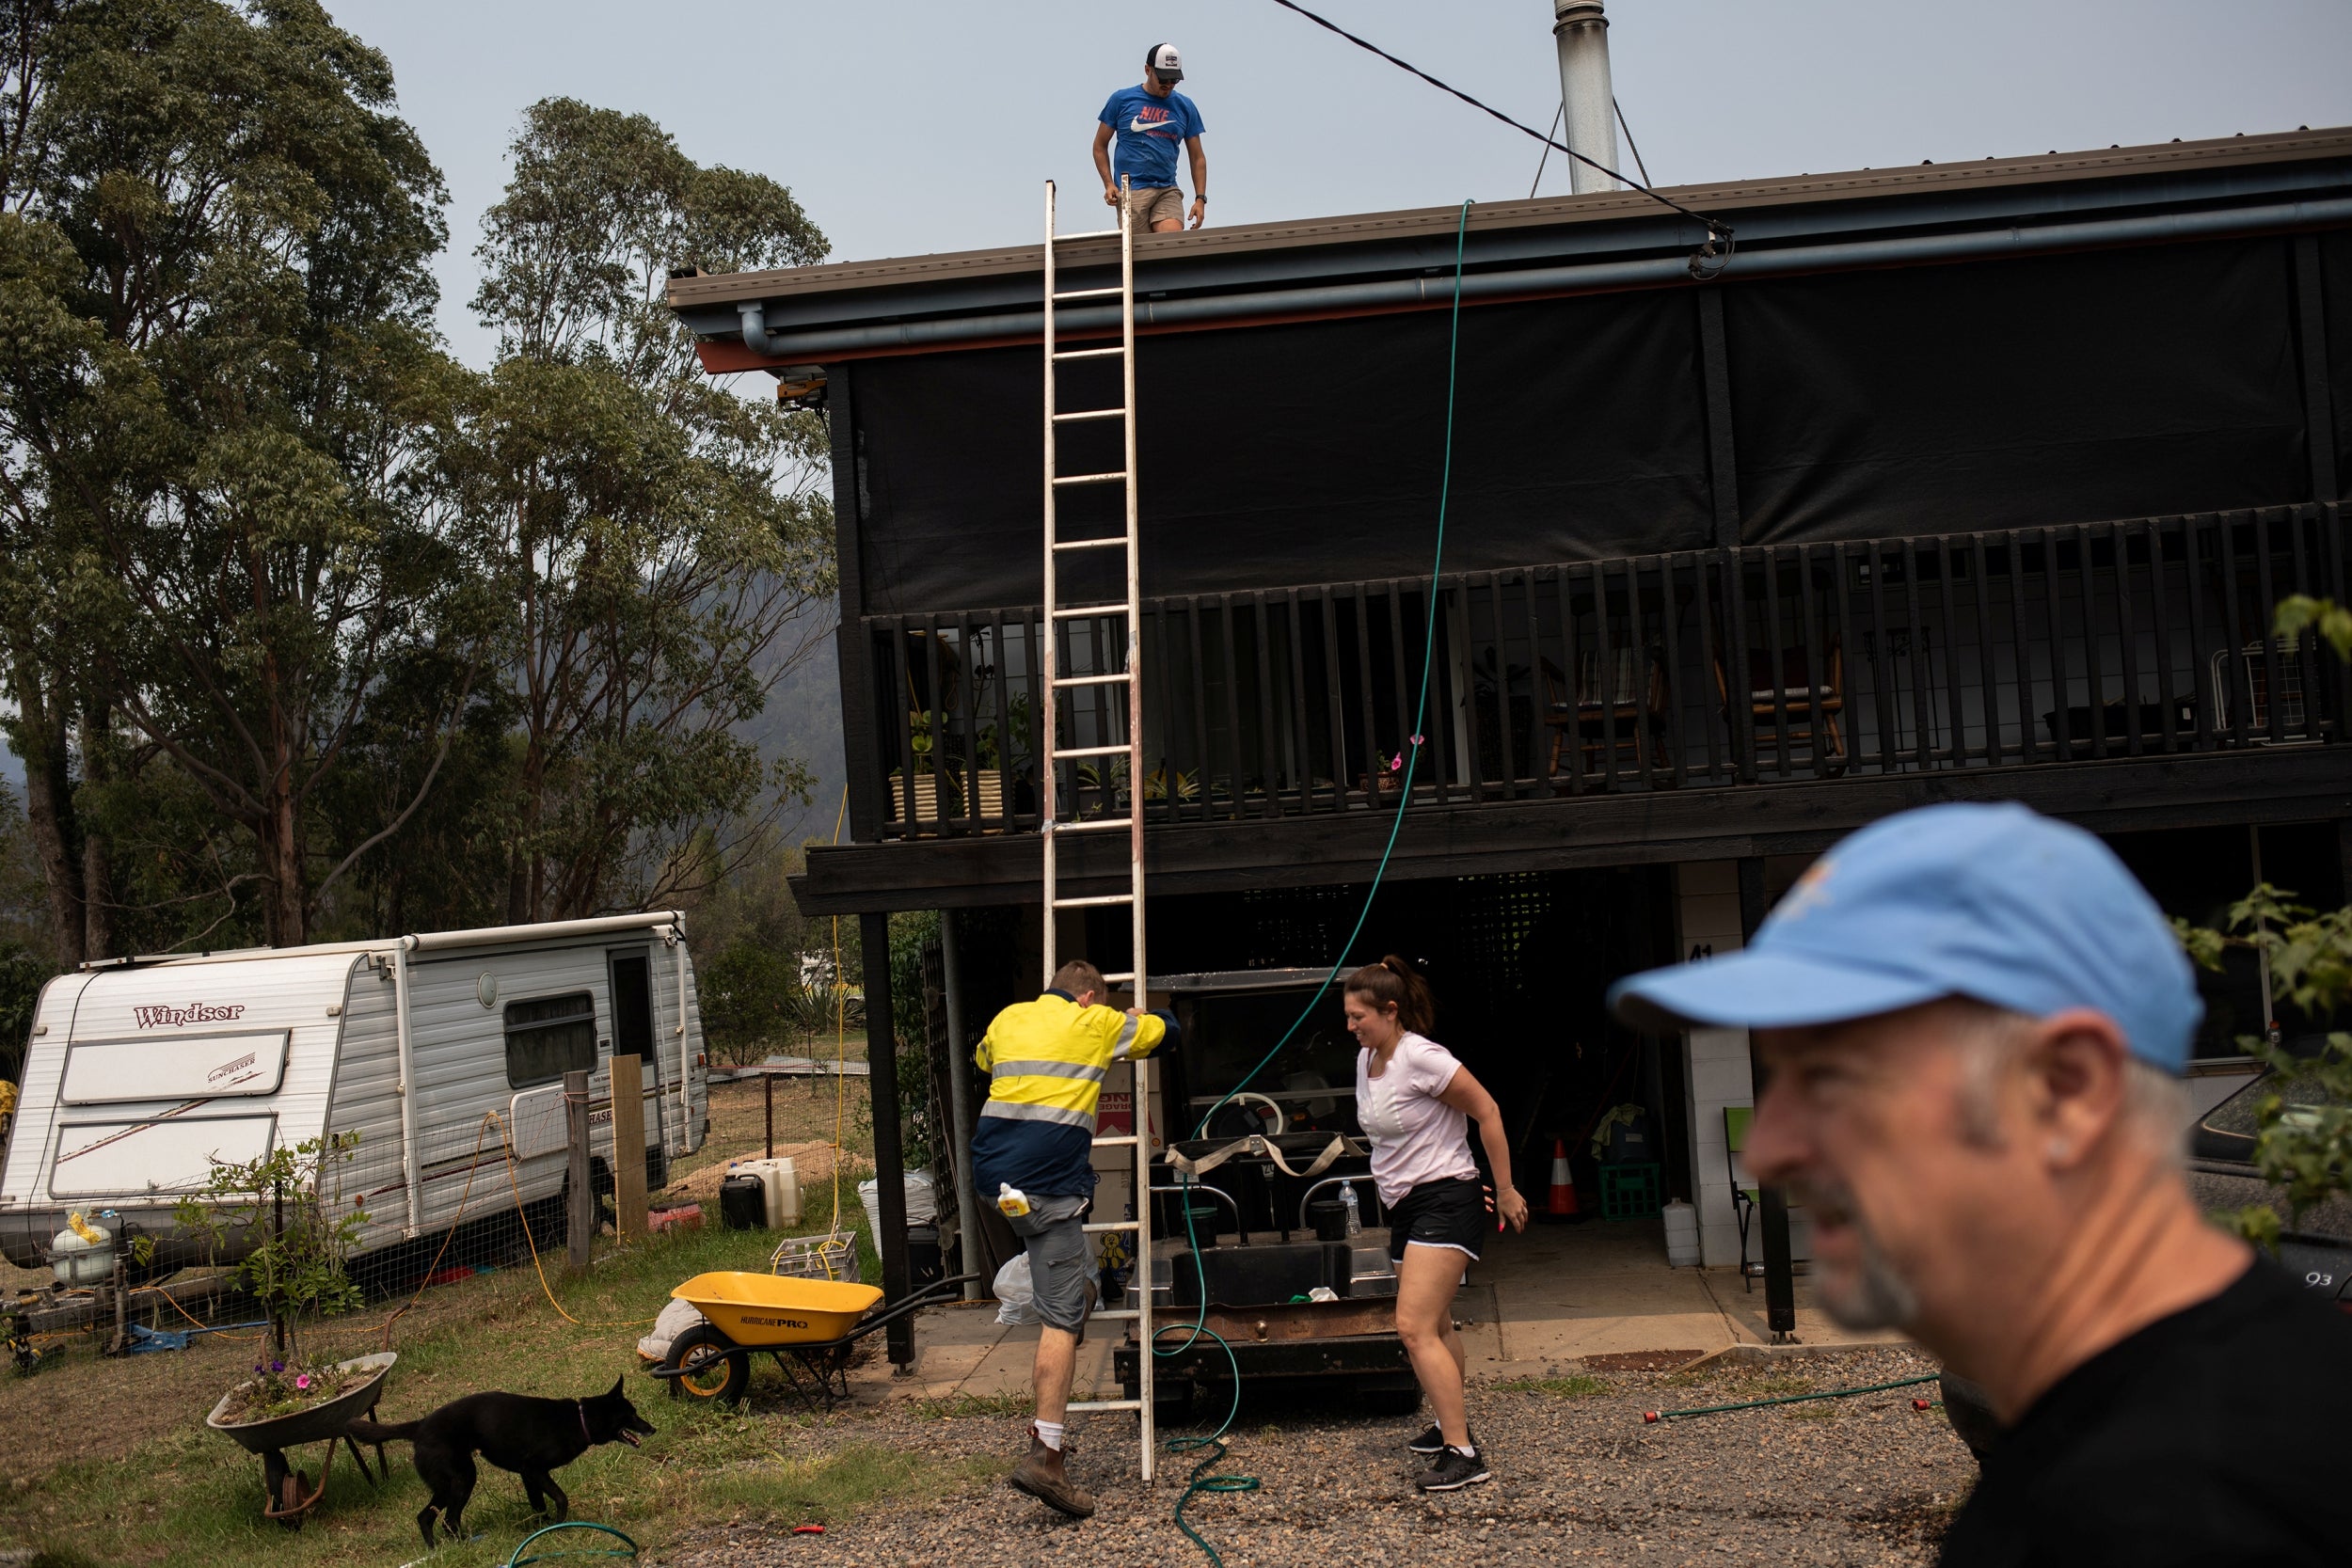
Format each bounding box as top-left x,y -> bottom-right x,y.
660,1347 -> 1970,1567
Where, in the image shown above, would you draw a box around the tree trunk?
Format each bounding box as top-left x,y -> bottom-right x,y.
11,665 -> 85,969
77,701 -> 114,962
262,782 -> 306,948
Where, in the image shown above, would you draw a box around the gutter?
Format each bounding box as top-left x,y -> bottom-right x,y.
729,195 -> 2352,363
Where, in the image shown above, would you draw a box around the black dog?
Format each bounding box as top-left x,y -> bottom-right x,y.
348,1376 -> 655,1547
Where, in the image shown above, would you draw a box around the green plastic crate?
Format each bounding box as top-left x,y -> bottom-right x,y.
1598,1161 -> 1662,1222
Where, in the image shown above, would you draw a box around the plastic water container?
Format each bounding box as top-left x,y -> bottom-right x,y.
1661,1199 -> 1701,1268
1339,1182 -> 1362,1236
727,1157 -> 803,1228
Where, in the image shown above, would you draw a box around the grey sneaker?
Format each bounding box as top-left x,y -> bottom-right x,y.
1418,1446 -> 1492,1492
1406,1423 -> 1477,1455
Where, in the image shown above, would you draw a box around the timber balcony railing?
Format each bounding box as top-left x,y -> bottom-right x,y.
866,504 -> 2348,840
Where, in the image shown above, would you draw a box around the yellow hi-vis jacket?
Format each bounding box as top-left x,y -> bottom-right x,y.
969,990 -> 1172,1198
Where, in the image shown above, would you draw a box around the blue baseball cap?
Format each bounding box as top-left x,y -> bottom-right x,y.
1607,803 -> 2202,1072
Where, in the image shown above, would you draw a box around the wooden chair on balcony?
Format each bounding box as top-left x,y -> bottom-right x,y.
1543,645 -> 1669,786
1715,637 -> 1847,775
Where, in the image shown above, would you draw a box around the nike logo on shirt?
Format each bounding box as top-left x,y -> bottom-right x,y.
1129,115 -> 1179,135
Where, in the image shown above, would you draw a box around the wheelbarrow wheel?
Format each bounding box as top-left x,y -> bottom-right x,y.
665,1324 -> 749,1406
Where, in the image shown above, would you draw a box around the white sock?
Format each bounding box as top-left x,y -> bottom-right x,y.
1449,1443 -> 1476,1458
1035,1419 -> 1066,1452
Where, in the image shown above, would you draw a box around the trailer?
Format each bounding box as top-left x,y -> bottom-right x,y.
0,913 -> 708,1279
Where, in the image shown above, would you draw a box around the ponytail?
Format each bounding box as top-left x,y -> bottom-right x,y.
1343,954 -> 1436,1037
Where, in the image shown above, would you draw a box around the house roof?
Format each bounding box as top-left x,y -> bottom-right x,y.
669,127 -> 2352,371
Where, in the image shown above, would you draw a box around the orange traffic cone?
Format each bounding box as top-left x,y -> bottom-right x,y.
1546,1137 -> 1579,1218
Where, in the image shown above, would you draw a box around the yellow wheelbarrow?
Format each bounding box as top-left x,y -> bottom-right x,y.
651,1270 -> 976,1409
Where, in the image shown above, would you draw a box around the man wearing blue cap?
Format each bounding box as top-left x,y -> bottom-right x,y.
1612,802 -> 2351,1566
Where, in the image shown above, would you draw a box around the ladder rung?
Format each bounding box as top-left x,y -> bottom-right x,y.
1050,671 -> 1131,687
1069,1398 -> 1144,1413
1054,742 -> 1130,759
1091,1135 -> 1140,1148
1051,603 -> 1128,620
1052,537 -> 1128,552
1098,973 -> 1136,985
1052,407 -> 1128,423
1052,470 -> 1126,487
1080,1219 -> 1142,1233
1050,816 -> 1136,833
1053,893 -> 1135,909
1052,347 -> 1125,361
1055,228 -> 1121,242
1083,1311 -> 1143,1324
1054,287 -> 1123,301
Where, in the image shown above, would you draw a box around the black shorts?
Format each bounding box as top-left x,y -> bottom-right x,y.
1385,1175 -> 1486,1264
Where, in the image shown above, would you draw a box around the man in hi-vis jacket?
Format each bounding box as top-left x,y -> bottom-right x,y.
972,958 -> 1174,1518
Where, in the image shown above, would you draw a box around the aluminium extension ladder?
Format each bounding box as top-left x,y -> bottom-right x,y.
1040,176 -> 1158,1480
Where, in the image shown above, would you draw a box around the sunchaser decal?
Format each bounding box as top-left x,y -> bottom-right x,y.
133,1002 -> 246,1028
58,1030 -> 292,1106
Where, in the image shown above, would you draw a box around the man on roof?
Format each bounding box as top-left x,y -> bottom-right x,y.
1610,803 -> 2352,1566
1094,42 -> 1207,233
972,958 -> 1174,1520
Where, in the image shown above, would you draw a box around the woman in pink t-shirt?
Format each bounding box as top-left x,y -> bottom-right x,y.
1346,956 -> 1529,1493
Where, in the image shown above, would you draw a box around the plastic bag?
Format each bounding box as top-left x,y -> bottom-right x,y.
858,1169 -> 940,1240
993,1253 -> 1041,1326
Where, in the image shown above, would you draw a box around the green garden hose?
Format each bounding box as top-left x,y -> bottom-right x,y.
1641,1372 -> 1941,1422
1159,197 -> 1477,1568
501,1519 -> 638,1565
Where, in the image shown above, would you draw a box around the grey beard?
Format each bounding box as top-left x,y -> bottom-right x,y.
1790,1178 -> 1920,1332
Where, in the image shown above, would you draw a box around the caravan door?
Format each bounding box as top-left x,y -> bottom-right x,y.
607,950 -> 664,1188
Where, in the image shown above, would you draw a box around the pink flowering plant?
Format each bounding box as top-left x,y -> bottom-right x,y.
221,1350 -> 358,1423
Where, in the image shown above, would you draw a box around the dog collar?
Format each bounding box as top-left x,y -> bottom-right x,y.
578,1401 -> 590,1445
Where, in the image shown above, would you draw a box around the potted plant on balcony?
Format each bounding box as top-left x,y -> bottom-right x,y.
968,695 -> 1032,824
1359,748 -> 1409,808
893,712 -> 948,825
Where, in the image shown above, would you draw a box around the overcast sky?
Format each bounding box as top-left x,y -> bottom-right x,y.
328,0 -> 2352,369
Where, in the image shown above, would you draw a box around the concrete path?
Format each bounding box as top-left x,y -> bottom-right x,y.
869,1215 -> 1900,1402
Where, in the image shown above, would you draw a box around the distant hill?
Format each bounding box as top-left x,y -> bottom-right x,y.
746,606 -> 849,847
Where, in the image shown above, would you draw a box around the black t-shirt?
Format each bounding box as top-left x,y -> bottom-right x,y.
1940,1259 -> 2352,1567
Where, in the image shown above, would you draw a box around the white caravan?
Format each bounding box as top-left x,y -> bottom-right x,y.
0,913 -> 708,1275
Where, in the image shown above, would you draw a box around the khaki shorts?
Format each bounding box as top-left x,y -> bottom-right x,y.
1120,184 -> 1186,230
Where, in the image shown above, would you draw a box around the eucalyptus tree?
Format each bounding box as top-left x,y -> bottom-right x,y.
0,0 -> 484,951
467,97 -> 834,921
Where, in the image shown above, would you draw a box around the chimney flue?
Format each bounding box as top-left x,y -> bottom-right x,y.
1551,0 -> 1619,195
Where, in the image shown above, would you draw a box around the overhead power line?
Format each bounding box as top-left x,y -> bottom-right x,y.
1264,0 -> 1731,277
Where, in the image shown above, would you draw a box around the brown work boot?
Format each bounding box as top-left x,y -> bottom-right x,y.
1008,1426 -> 1096,1518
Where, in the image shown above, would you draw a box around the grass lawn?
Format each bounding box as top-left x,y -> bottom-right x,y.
0,1077 -> 984,1567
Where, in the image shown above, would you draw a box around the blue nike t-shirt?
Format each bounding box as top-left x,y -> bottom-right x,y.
1100,85 -> 1204,189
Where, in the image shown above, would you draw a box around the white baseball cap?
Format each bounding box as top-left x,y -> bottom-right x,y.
1147,42 -> 1184,83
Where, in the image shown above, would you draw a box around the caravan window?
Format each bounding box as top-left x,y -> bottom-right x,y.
504,992 -> 597,1088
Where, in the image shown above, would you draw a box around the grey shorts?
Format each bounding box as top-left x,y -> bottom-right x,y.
1009,1193 -> 1094,1334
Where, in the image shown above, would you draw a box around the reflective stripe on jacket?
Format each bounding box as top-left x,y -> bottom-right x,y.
969,991 -> 1173,1198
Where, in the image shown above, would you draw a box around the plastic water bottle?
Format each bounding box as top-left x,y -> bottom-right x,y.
1339,1182 -> 1361,1236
